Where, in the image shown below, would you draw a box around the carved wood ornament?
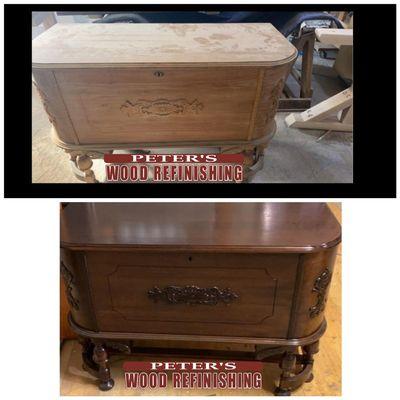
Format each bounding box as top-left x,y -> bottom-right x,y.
60,261 -> 80,310
309,267 -> 332,318
266,78 -> 285,120
148,285 -> 239,305
33,81 -> 57,126
120,98 -> 203,117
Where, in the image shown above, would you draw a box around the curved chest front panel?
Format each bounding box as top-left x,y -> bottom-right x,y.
62,248 -> 338,341
84,252 -> 298,337
33,65 -> 290,145
32,23 -> 297,147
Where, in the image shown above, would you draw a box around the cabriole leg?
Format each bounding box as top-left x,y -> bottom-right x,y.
93,342 -> 114,391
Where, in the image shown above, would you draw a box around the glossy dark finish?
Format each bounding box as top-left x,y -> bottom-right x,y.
85,251 -> 298,337
69,313 -> 327,346
92,342 -> 114,391
60,202 -> 341,394
287,248 -> 337,338
147,285 -> 240,305
60,249 -> 98,331
61,203 -> 341,253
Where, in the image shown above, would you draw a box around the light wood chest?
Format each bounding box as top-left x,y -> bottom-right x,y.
33,23 -> 297,181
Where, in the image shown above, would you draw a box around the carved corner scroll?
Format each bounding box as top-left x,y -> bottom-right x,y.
120,98 -> 203,117
266,78 -> 285,120
60,261 -> 80,310
148,285 -> 239,305
33,81 -> 57,127
309,268 -> 332,318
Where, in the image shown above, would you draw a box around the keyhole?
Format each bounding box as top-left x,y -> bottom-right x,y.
188,256 -> 192,262
154,71 -> 164,77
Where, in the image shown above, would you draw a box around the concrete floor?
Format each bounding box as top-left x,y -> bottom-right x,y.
32,20 -> 353,184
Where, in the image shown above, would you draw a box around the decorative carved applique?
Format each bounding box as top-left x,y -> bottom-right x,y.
309,268 -> 332,318
148,285 -> 239,305
33,81 -> 57,126
120,98 -> 203,117
60,261 -> 79,310
266,78 -> 285,120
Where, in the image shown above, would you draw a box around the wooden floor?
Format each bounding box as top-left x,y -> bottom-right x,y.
60,203 -> 341,396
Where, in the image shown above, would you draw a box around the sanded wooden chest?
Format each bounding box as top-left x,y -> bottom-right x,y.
33,23 -> 296,181
33,23 -> 296,145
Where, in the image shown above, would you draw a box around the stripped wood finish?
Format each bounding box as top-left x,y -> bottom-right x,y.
32,23 -> 296,182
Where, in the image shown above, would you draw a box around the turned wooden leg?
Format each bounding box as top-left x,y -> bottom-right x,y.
76,154 -> 98,183
65,150 -> 99,183
274,351 -> 297,396
78,337 -> 97,375
93,343 -> 114,391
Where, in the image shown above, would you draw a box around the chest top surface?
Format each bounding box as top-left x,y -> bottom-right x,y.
32,23 -> 297,68
61,203 -> 340,253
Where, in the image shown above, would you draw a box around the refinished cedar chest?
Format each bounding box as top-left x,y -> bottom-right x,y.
33,23 -> 297,182
60,203 -> 341,394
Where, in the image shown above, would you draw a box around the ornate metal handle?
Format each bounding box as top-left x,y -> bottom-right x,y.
148,285 -> 239,305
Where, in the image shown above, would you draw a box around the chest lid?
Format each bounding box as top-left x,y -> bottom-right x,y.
60,203 -> 341,253
32,23 -> 297,68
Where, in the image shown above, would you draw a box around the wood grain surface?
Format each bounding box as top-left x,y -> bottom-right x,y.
32,23 -> 296,147
85,252 -> 298,338
60,202 -> 341,252
33,63 -> 292,146
33,23 -> 297,68
52,67 -> 263,143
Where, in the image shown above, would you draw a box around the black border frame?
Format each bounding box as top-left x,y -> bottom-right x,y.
4,3 -> 397,198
